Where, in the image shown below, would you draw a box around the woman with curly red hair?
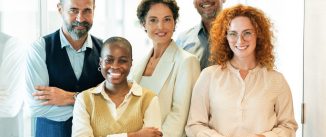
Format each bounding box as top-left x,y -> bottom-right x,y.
186,4 -> 297,137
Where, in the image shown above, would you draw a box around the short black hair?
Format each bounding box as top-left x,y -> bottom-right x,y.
136,0 -> 179,24
102,36 -> 133,58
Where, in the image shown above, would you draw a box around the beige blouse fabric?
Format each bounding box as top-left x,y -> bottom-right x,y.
186,62 -> 297,137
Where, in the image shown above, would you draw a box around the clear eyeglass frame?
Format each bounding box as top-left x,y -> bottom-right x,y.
226,30 -> 256,42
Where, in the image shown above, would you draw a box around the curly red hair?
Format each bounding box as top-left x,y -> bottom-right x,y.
209,4 -> 275,70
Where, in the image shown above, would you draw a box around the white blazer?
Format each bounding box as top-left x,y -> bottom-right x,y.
131,41 -> 201,137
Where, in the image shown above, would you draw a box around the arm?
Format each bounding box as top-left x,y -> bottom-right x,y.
161,56 -> 201,137
72,92 -> 94,137
185,69 -> 226,137
261,75 -> 298,137
110,96 -> 162,137
0,37 -> 25,117
25,38 -> 73,121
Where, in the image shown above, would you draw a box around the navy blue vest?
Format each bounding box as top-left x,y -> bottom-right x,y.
43,30 -> 104,92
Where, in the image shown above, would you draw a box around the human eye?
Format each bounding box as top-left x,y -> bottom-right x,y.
164,17 -> 172,22
227,31 -> 238,38
104,58 -> 114,64
242,31 -> 255,40
148,18 -> 158,24
243,31 -> 253,37
83,8 -> 93,15
119,58 -> 129,64
68,8 -> 79,14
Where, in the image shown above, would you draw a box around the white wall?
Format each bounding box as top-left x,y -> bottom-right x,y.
304,0 -> 326,136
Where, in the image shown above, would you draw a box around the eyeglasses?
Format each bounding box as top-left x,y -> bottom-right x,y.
226,30 -> 255,42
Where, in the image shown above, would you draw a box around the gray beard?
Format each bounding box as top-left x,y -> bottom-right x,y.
68,29 -> 88,40
66,21 -> 92,40
202,11 -> 217,20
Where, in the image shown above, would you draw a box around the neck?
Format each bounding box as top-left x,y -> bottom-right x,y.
104,81 -> 130,96
62,28 -> 88,51
152,40 -> 170,58
202,19 -> 213,35
230,57 -> 257,71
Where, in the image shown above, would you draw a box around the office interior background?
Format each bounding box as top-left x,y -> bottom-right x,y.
0,0 -> 325,136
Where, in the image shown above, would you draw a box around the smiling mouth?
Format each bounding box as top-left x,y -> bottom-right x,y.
156,32 -> 167,37
74,26 -> 86,30
200,2 -> 214,8
109,72 -> 121,79
236,45 -> 249,50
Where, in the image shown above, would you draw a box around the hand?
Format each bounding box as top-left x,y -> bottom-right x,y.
128,127 -> 163,137
33,86 -> 75,106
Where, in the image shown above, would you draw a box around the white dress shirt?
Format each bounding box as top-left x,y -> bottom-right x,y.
0,33 -> 25,117
186,62 -> 298,137
72,81 -> 162,137
25,29 -> 93,121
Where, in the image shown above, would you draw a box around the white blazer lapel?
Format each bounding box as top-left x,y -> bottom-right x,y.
149,42 -> 177,93
131,50 -> 152,83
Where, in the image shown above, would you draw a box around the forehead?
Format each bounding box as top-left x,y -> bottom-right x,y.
102,43 -> 131,56
62,0 -> 94,8
229,16 -> 254,31
147,3 -> 173,18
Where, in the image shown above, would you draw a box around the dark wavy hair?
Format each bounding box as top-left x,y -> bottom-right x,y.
210,4 -> 275,70
136,0 -> 179,25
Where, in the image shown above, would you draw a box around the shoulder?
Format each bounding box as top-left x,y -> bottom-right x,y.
90,35 -> 103,49
259,68 -> 291,92
176,47 -> 200,68
27,37 -> 46,60
262,68 -> 286,81
80,87 -> 97,99
141,87 -> 156,99
175,44 -> 198,61
177,25 -> 200,40
176,25 -> 201,47
132,81 -> 156,98
90,35 -> 103,43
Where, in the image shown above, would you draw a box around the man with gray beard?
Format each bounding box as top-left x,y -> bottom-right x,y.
176,0 -> 225,70
25,0 -> 103,136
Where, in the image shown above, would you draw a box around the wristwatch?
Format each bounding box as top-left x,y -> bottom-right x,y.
73,92 -> 80,100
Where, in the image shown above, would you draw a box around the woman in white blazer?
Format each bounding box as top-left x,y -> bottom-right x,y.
131,0 -> 201,137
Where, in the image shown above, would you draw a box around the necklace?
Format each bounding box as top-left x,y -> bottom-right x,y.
229,61 -> 257,70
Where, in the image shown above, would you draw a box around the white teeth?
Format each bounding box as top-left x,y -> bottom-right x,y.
109,72 -> 121,78
157,32 -> 166,36
201,4 -> 211,8
236,45 -> 248,50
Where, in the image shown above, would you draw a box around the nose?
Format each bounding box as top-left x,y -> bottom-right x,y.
236,34 -> 245,45
76,12 -> 85,22
111,61 -> 120,69
157,21 -> 163,29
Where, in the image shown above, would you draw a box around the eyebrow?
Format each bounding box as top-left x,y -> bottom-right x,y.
147,15 -> 173,18
105,55 -> 129,58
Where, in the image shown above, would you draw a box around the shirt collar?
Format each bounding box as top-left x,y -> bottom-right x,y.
198,22 -> 208,39
227,61 -> 262,74
59,28 -> 93,52
91,81 -> 143,97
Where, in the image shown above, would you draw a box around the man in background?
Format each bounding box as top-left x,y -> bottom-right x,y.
25,0 -> 103,136
176,0 -> 225,70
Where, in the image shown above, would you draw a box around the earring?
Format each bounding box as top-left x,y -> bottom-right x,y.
145,30 -> 147,32
98,66 -> 101,71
